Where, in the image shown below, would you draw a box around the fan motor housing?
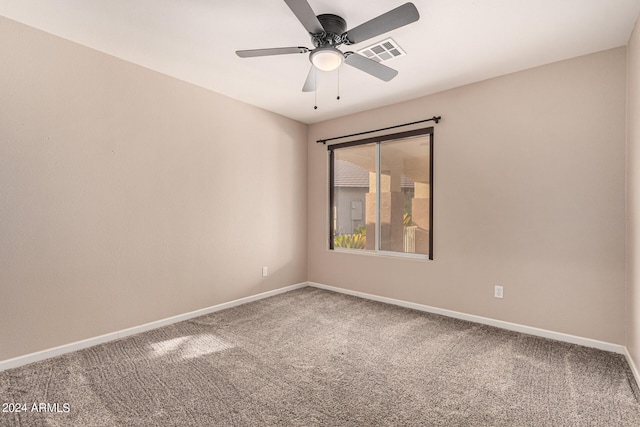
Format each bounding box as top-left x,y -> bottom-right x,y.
313,14 -> 347,46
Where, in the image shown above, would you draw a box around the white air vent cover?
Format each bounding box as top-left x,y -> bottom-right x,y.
356,38 -> 406,63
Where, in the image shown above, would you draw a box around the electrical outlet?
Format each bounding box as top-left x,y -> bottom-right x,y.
494,285 -> 504,299
262,267 -> 268,277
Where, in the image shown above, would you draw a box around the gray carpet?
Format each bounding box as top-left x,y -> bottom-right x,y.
1,287 -> 639,426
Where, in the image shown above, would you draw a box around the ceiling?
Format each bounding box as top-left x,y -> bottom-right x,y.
1,0 -> 639,124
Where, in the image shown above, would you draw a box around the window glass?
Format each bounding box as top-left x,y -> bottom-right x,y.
379,135 -> 430,255
332,143 -> 376,251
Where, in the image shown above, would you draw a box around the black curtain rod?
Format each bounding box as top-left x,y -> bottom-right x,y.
316,116 -> 441,144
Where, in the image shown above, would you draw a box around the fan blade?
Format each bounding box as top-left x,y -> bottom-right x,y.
236,47 -> 309,58
344,3 -> 419,45
302,66 -> 316,92
283,0 -> 324,34
344,53 -> 398,81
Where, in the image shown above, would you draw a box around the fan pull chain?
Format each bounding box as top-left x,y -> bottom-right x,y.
314,68 -> 318,110
312,67 -> 341,110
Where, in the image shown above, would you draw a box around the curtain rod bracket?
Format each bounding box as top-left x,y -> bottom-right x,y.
316,116 -> 441,144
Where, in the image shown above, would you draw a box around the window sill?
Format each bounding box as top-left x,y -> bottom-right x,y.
331,247 -> 430,261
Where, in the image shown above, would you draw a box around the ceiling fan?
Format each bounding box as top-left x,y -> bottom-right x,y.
235,0 -> 420,92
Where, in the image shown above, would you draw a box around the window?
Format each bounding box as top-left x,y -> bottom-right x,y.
329,127 -> 433,259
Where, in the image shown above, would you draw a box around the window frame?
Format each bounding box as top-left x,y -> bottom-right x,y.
328,127 -> 434,260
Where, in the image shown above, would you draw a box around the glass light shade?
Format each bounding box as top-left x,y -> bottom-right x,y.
310,47 -> 344,71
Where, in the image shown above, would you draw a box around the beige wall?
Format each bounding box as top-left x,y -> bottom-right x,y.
0,17 -> 308,361
308,48 -> 627,344
627,16 -> 640,372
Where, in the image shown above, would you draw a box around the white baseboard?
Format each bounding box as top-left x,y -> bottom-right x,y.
623,347 -> 640,387
308,282 -> 626,355
0,282 -> 307,372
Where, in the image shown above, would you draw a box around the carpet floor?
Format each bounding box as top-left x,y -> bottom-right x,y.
1,287 -> 639,426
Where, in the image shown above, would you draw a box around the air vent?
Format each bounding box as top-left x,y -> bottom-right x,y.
356,38 -> 406,63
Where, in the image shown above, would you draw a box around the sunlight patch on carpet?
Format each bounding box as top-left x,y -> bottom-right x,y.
149,334 -> 233,360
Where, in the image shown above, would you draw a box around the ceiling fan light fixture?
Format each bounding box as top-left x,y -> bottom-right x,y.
310,46 -> 344,71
